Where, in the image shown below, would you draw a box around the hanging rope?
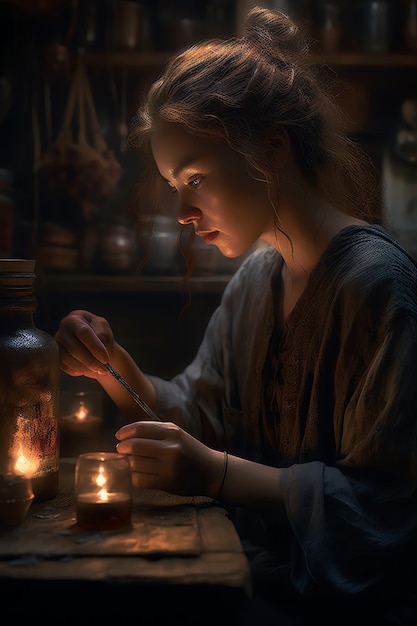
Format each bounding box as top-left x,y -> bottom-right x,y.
39,50 -> 123,217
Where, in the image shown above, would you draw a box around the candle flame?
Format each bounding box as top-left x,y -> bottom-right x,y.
95,465 -> 108,500
11,420 -> 40,478
98,487 -> 109,501
75,402 -> 89,422
15,452 -> 39,476
96,465 -> 106,487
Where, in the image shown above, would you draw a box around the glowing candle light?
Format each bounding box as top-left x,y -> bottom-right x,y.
74,453 -> 132,530
75,402 -> 88,421
59,391 -> 103,458
11,425 -> 41,478
15,451 -> 39,477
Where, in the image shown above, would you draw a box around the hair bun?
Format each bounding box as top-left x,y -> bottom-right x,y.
242,6 -> 309,58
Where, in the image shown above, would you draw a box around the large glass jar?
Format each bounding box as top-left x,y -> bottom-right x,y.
0,259 -> 59,501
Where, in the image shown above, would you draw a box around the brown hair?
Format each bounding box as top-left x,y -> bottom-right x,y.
129,6 -> 381,227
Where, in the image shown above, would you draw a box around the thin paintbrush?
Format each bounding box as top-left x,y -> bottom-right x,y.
105,363 -> 161,421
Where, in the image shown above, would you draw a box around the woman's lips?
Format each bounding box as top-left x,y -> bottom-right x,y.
196,230 -> 219,245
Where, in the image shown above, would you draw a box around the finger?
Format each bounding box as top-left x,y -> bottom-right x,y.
131,471 -> 164,490
73,322 -> 109,364
64,315 -> 109,363
115,420 -> 172,441
116,436 -> 164,457
117,438 -> 164,485
55,319 -> 109,371
55,311 -> 109,356
125,446 -> 160,472
59,362 -> 98,379
57,340 -> 107,377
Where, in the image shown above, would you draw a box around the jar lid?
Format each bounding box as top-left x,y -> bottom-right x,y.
0,259 -> 36,289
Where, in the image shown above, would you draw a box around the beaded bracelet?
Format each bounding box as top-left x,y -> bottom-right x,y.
215,450 -> 228,501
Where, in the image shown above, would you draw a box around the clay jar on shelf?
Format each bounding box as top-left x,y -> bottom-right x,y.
315,1 -> 344,53
403,0 -> 417,52
136,214 -> 181,275
36,223 -> 79,273
351,0 -> 395,52
99,222 -> 137,274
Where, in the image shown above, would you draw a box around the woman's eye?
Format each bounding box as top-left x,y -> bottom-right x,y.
188,177 -> 201,188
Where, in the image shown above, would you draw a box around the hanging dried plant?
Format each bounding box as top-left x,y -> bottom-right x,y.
40,51 -> 123,217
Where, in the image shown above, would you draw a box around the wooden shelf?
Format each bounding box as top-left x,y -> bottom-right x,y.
35,273 -> 232,294
85,51 -> 172,69
85,50 -> 417,70
319,52 -> 417,68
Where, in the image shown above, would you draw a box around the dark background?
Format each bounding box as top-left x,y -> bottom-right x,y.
0,0 -> 416,416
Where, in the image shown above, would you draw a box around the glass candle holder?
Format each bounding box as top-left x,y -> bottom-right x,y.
60,390 -> 103,458
74,452 -> 132,531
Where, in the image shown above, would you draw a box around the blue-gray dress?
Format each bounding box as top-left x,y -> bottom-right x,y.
149,224 -> 417,604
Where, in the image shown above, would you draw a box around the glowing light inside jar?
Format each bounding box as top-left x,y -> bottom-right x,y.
60,395 -> 103,458
75,402 -> 88,421
14,449 -> 39,477
75,453 -> 132,530
96,465 -> 109,501
10,416 -> 40,478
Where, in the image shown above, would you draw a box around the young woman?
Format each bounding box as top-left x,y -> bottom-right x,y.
54,7 -> 417,623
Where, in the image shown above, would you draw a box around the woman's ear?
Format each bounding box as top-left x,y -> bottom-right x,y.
267,127 -> 291,168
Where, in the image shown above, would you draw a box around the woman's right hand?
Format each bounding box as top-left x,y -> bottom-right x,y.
54,309 -> 115,379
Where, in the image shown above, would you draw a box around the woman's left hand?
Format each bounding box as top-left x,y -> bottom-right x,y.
115,420 -> 224,497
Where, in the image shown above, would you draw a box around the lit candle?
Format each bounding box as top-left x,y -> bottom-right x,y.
60,398 -> 103,458
14,446 -> 40,477
74,452 -> 132,530
10,436 -> 58,503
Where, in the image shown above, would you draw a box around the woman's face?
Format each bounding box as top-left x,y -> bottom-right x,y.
150,121 -> 274,258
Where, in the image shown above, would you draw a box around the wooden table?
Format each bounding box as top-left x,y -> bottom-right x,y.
0,460 -> 252,626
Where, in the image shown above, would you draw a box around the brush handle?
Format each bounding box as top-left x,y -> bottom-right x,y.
105,363 -> 161,421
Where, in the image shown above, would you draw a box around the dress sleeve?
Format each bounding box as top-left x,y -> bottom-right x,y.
281,460 -> 417,596
147,246 -> 277,451
146,263 -> 250,449
148,302 -> 227,448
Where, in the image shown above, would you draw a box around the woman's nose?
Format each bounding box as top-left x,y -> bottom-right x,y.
177,204 -> 202,226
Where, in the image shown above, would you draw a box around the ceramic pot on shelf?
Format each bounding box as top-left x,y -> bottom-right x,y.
100,223 -> 137,274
